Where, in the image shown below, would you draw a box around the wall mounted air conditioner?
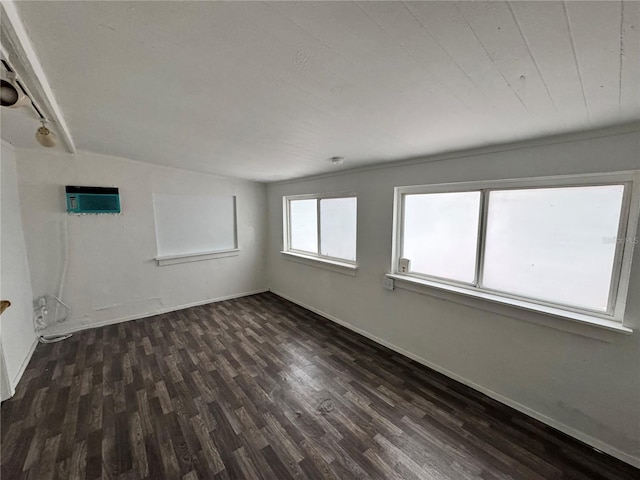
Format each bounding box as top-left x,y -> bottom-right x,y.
65,186 -> 121,214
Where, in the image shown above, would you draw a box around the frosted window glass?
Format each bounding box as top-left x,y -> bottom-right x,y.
153,194 -> 236,256
290,199 -> 317,253
403,192 -> 481,283
482,185 -> 624,311
320,197 -> 357,261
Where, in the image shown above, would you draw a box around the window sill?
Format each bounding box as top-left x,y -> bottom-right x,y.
386,274 -> 633,339
155,249 -> 240,266
280,251 -> 357,276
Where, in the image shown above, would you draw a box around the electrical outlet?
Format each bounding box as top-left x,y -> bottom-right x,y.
382,276 -> 394,291
398,258 -> 410,273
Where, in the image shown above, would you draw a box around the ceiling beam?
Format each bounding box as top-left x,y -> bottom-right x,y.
0,1 -> 76,154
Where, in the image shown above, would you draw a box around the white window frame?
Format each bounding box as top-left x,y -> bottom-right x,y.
282,193 -> 358,270
390,171 -> 640,331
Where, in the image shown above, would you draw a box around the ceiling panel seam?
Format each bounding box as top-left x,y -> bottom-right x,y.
455,2 -> 529,114
506,1 -> 563,125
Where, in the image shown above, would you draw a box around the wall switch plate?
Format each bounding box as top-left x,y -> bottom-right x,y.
382,276 -> 394,291
398,258 -> 410,273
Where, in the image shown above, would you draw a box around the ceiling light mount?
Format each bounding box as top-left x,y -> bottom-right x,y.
0,71 -> 30,108
1,3 -> 77,154
2,57 -> 58,149
35,119 -> 57,148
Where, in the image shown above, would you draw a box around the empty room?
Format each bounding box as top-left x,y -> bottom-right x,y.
1,1 -> 639,479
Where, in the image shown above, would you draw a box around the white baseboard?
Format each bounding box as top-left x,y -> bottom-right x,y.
42,289 -> 269,336
11,336 -> 38,394
270,289 -> 640,469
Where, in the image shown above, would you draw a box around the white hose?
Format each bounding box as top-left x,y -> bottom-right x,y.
51,213 -> 71,328
39,334 -> 72,344
34,212 -> 72,340
58,212 -> 69,300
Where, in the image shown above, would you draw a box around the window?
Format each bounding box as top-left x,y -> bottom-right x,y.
284,194 -> 357,265
403,191 -> 481,284
153,194 -> 238,265
482,186 -> 623,312
393,172 -> 640,324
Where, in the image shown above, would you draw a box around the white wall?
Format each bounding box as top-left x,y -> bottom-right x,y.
0,141 -> 36,396
267,130 -> 640,466
15,148 -> 268,333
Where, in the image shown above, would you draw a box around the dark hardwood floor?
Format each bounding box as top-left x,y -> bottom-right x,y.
1,292 -> 638,480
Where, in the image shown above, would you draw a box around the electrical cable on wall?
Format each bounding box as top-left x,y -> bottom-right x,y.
34,212 -> 73,343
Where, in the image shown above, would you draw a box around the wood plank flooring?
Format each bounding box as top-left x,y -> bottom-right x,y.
1,292 -> 638,479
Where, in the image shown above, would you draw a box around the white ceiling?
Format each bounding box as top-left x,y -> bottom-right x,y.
2,1 -> 638,181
